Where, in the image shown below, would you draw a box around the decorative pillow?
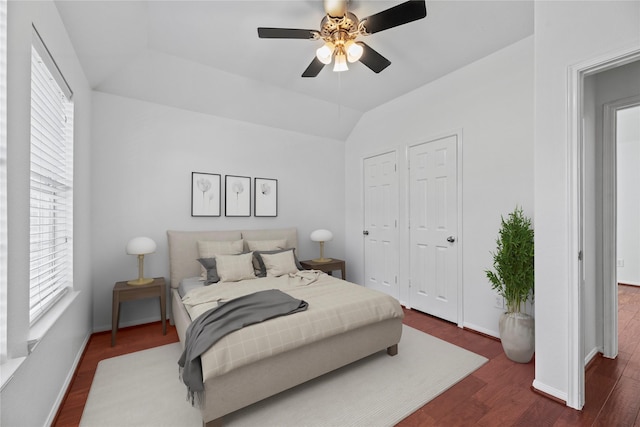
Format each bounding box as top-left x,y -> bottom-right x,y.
253,248 -> 302,277
197,258 -> 219,285
247,239 -> 287,252
260,250 -> 300,277
197,239 -> 244,278
215,252 -> 257,282
247,239 -> 286,272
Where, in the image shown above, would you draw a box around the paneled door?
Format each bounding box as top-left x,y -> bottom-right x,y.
409,135 -> 459,323
363,151 -> 399,299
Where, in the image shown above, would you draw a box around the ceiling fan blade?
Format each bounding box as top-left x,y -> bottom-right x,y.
302,57 -> 325,77
257,27 -> 317,39
358,43 -> 391,73
361,0 -> 427,34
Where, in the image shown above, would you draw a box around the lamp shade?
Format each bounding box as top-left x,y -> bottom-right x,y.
126,237 -> 157,255
316,43 -> 334,65
333,51 -> 348,72
346,41 -> 364,63
310,229 -> 333,242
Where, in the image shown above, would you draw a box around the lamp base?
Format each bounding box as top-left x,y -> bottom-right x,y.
312,257 -> 333,263
127,277 -> 154,286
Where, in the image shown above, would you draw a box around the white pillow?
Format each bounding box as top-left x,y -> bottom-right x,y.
261,250 -> 299,277
247,239 -> 287,252
197,239 -> 244,279
198,239 -> 244,258
216,252 -> 257,282
247,239 -> 287,273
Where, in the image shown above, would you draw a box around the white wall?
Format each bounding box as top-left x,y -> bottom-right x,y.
533,0 -> 640,405
2,1 -> 93,426
345,37 -> 534,337
90,92 -> 346,331
617,105 -> 640,286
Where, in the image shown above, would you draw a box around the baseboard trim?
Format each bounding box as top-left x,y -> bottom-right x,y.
462,322 -> 500,340
532,379 -> 568,406
619,281 -> 640,287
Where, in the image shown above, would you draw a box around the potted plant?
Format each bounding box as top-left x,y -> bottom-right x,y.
485,206 -> 535,363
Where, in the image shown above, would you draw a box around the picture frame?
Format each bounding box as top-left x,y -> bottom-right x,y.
191,172 -> 221,217
225,175 -> 251,217
254,178 -> 278,217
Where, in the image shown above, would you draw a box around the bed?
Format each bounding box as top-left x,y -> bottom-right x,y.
167,227 -> 404,427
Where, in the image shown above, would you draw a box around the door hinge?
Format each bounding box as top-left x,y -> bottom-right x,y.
578,250 -> 583,261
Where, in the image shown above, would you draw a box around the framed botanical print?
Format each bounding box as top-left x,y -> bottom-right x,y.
254,178 -> 277,217
191,172 -> 221,217
225,175 -> 251,217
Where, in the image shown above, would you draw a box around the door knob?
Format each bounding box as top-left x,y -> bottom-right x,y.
363,230 -> 369,236
447,236 -> 455,243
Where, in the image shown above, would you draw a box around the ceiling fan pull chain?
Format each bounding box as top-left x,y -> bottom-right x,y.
337,72 -> 342,122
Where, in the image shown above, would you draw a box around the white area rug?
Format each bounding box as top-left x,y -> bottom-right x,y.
80,325 -> 487,427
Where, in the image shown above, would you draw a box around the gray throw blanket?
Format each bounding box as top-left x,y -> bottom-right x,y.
178,289 -> 308,405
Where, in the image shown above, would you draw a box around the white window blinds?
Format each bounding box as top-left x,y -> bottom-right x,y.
29,30 -> 74,325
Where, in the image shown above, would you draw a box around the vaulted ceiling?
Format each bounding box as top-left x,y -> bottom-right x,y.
54,1 -> 534,140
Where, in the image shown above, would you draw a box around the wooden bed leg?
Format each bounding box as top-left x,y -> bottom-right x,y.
204,417 -> 223,427
387,344 -> 398,356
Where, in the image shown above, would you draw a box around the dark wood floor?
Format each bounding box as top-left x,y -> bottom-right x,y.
53,285 -> 640,426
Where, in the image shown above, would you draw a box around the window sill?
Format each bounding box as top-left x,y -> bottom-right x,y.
0,290 -> 79,391
0,356 -> 27,392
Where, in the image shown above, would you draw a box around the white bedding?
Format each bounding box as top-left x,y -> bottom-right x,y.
181,269 -> 323,319
178,276 -> 204,298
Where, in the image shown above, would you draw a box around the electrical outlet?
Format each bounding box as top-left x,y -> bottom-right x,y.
494,295 -> 504,309
617,259 -> 625,267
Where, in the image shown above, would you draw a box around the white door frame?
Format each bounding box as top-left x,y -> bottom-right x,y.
405,130 -> 464,327
567,45 -> 640,410
602,95 -> 640,358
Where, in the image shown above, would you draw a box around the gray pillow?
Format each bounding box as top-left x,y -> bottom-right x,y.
253,248 -> 302,277
197,257 -> 219,285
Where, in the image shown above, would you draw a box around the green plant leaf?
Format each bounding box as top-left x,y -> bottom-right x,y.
485,206 -> 534,313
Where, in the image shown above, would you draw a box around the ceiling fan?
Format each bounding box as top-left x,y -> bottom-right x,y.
257,0 -> 427,77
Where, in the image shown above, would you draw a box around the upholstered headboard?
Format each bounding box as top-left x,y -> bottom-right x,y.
166,227 -> 298,289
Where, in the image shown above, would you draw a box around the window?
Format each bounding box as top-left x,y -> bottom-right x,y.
29,28 -> 74,325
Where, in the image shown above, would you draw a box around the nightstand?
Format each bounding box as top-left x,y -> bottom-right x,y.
300,258 -> 346,280
111,277 -> 166,346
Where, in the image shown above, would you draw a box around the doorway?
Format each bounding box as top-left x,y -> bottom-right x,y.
614,105 -> 640,288
570,52 -> 640,410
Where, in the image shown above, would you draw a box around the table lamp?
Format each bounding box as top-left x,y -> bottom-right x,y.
310,229 -> 333,263
126,237 -> 157,285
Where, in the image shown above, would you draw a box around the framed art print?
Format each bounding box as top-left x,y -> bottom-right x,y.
254,178 -> 277,217
225,175 -> 251,217
191,172 -> 221,217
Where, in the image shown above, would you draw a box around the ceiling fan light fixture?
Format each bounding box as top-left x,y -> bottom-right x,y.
345,40 -> 364,63
333,50 -> 348,72
316,43 -> 334,65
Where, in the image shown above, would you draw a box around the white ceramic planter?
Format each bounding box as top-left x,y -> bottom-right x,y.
499,312 -> 535,363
